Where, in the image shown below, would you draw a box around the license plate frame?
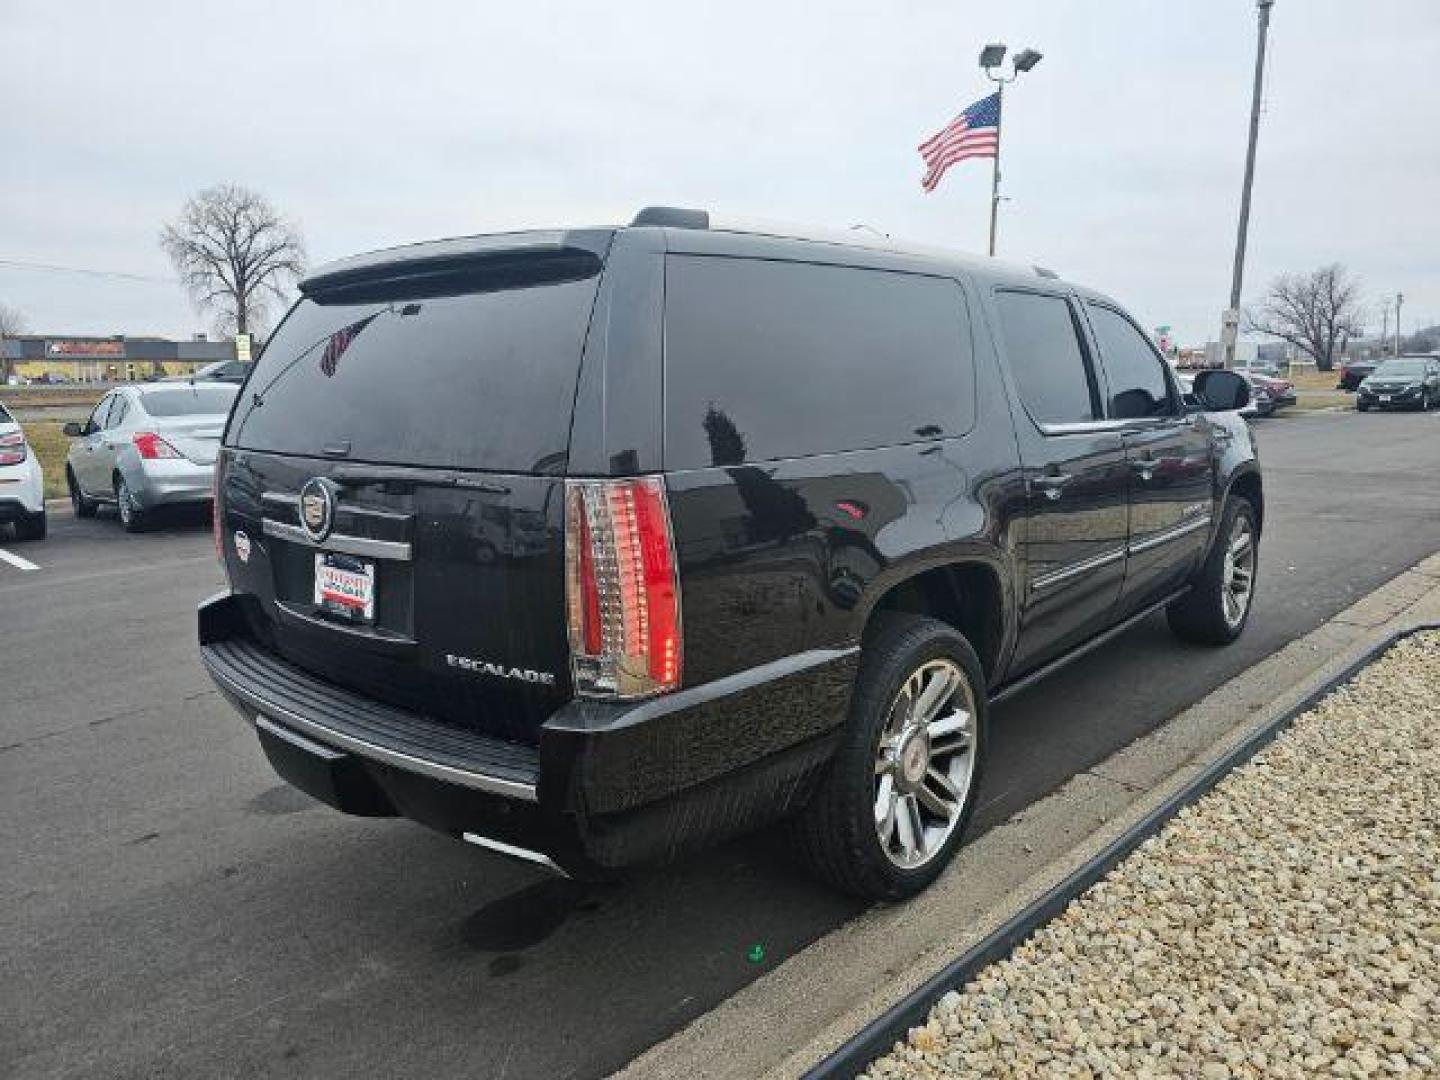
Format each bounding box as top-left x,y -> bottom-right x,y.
314,552 -> 376,623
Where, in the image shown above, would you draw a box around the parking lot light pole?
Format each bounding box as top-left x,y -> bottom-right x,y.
1224,0 -> 1275,368
981,44 -> 1043,257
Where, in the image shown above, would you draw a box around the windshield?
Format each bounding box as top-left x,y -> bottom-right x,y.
140,385 -> 239,417
227,270 -> 602,472
1374,360 -> 1426,378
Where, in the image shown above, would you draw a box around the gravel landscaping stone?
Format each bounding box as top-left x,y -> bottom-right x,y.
862,630 -> 1440,1078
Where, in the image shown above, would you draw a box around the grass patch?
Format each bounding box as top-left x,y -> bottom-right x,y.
23,420 -> 75,500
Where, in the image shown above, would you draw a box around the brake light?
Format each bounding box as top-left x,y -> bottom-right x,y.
565,477 -> 683,698
132,431 -> 181,460
0,430 -> 26,466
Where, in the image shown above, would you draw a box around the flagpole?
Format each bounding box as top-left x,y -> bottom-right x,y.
988,82 -> 1004,257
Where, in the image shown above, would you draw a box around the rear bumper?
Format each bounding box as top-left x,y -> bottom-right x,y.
125,458 -> 215,508
0,497 -> 42,522
0,459 -> 44,514
198,592 -> 855,873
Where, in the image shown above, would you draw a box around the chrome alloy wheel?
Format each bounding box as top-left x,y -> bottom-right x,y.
873,659 -> 977,870
1221,515 -> 1256,629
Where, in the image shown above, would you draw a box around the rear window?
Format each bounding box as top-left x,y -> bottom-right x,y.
664,256 -> 974,469
140,386 -> 238,417
227,273 -> 601,471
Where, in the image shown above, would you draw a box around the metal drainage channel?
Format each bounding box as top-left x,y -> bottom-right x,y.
805,622 -> 1440,1080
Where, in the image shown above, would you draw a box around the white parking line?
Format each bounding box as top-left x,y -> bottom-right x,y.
0,547 -> 41,572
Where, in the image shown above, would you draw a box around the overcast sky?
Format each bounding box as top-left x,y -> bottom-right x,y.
3,0 -> 1437,345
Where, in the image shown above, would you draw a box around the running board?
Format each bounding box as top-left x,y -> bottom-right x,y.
990,588 -> 1190,707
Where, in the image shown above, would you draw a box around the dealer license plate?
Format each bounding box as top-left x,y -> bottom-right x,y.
314,553 -> 376,622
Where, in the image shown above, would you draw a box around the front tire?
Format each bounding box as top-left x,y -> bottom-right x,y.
790,613 -> 987,901
115,476 -> 146,533
68,468 -> 98,518
1167,497 -> 1258,645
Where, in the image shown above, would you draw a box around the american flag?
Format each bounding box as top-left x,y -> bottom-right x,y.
918,92 -> 1000,193
319,314 -> 378,377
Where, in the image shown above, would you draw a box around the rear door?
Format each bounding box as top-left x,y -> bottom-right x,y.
1083,302 -> 1213,614
219,235 -> 611,744
993,289 -> 1129,673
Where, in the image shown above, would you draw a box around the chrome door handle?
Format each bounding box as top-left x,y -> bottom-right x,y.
1032,474 -> 1072,501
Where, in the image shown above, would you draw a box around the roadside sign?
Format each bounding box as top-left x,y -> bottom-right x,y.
1219,308 -> 1240,350
235,333 -> 252,363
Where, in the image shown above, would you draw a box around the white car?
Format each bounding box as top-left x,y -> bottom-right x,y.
0,399 -> 46,541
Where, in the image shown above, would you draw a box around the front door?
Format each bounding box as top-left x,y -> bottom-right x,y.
1082,302 -> 1214,613
992,289 -> 1130,674
75,394 -> 116,496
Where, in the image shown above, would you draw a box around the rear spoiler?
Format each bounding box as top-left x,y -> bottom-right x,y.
300,229 -> 614,303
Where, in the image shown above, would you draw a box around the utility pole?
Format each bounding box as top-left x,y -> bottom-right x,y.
1223,0 -> 1275,368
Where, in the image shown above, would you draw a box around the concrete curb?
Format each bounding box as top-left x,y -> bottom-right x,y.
614,552 -> 1440,1080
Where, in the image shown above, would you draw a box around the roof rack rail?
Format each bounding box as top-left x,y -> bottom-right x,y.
631,206 -> 710,229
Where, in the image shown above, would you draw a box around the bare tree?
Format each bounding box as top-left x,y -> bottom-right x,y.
160,184 -> 305,336
1243,264 -> 1365,372
0,301 -> 28,383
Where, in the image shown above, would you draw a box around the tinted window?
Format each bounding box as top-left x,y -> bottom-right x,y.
228,271 -> 601,471
664,257 -> 973,468
994,291 -> 1098,425
140,386 -> 238,417
1087,304 -> 1175,419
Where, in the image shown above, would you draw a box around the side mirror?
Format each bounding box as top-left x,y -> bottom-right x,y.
63,421 -> 85,437
1194,370 -> 1250,412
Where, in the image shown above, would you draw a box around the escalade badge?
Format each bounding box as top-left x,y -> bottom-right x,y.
446,653 -> 556,686
299,478 -> 336,543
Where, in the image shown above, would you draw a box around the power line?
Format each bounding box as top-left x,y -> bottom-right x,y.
0,258 -> 175,285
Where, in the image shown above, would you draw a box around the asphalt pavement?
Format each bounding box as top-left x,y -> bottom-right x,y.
4,408 -> 1439,1079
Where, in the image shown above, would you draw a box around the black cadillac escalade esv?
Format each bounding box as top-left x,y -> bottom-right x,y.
200,208 -> 1261,900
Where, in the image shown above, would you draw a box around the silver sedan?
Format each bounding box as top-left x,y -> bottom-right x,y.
64,383 -> 238,531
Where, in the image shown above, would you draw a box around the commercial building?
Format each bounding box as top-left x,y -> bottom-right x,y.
1,334 -> 237,383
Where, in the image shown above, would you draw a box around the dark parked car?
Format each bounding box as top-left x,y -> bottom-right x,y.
1356,356 -> 1440,411
1337,358 -> 1381,390
199,209 -> 1262,900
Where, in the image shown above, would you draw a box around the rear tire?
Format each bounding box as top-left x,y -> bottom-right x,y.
12,511 -> 46,542
115,476 -> 146,533
68,468 -> 98,518
790,613 -> 987,902
1167,497 -> 1258,646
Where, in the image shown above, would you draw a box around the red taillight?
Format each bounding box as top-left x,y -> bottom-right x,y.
565,476 -> 683,698
133,431 -> 181,460
0,430 -> 26,466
